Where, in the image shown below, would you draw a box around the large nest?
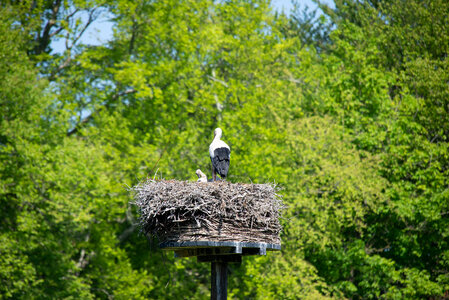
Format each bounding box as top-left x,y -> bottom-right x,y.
132,180 -> 284,244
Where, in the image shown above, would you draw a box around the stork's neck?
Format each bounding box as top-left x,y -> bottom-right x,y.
213,134 -> 221,142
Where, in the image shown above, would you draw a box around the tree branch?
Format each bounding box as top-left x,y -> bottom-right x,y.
67,89 -> 136,136
117,205 -> 138,245
33,0 -> 62,55
70,6 -> 100,49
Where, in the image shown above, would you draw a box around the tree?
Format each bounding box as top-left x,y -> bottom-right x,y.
0,3 -> 151,298
2,0 -> 448,298
286,0 -> 449,297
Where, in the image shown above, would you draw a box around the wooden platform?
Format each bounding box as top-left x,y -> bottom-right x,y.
160,241 -> 281,263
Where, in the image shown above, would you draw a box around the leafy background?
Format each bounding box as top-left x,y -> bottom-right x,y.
1,0 -> 448,299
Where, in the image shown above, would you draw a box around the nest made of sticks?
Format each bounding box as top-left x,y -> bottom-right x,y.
132,180 -> 284,244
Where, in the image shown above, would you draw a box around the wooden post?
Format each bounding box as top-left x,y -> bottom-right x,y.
211,262 -> 228,300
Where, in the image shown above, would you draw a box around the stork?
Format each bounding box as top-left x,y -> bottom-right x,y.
209,128 -> 231,181
195,169 -> 208,183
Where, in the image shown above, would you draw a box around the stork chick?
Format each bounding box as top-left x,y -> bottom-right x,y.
196,169 -> 208,183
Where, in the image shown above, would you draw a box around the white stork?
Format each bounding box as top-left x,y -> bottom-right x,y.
209,128 -> 231,181
195,169 -> 208,183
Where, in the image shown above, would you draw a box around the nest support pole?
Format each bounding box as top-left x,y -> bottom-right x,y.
134,180 -> 284,300
206,254 -> 241,300
160,242 -> 281,300
211,261 -> 228,300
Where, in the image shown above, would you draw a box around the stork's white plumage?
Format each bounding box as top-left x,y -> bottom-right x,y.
209,128 -> 231,181
195,169 -> 208,183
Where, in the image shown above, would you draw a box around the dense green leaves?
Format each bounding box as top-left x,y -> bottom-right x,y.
1,0 -> 449,298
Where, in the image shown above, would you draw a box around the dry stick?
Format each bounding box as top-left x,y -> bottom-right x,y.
133,180 -> 284,244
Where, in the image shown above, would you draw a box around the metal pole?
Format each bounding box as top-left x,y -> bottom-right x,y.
211,262 -> 228,300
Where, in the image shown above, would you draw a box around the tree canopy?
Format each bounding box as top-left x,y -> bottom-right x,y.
1,0 -> 448,298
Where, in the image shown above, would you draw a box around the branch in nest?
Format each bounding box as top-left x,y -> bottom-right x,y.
131,180 -> 284,244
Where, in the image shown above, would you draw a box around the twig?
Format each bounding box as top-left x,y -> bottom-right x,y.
131,180 -> 284,244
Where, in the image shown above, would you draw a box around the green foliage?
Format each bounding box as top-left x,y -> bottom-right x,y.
299,0 -> 449,298
0,8 -> 47,298
1,0 -> 449,298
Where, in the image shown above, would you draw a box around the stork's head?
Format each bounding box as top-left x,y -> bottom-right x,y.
214,128 -> 222,139
196,169 -> 205,178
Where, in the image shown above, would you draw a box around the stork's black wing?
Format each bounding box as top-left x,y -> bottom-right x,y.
212,147 -> 230,179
